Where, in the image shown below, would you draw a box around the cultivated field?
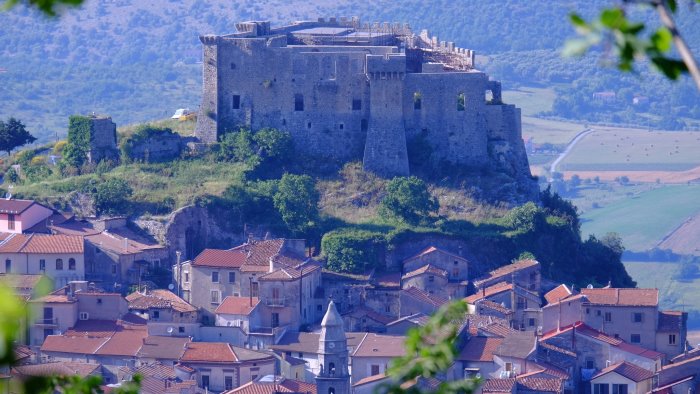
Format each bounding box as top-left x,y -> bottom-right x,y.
580,184 -> 700,251
562,165 -> 700,184
558,127 -> 700,172
658,212 -> 700,256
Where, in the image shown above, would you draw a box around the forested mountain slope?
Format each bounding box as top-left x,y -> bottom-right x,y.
1,0 -> 699,141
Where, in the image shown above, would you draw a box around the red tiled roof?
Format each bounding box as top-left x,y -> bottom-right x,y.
592,361 -> 654,382
181,342 -> 238,363
402,286 -> 448,308
457,336 -> 503,362
225,378 -> 317,394
137,336 -> 190,360
482,378 -> 516,392
216,296 -> 260,315
0,234 -> 83,254
580,288 -> 658,307
11,362 -> 100,378
64,320 -> 119,338
541,322 -> 663,360
403,246 -> 466,264
465,282 -> 513,304
353,373 -> 388,387
353,333 -> 406,358
477,299 -> 511,315
402,264 -> 448,280
232,239 -> 285,271
126,289 -> 196,313
258,262 -> 321,282
544,284 -> 573,305
0,199 -> 41,214
516,376 -> 564,393
95,326 -> 148,357
658,310 -> 684,332
135,363 -> 177,380
193,249 -> 247,268
40,335 -> 109,354
474,259 -> 539,287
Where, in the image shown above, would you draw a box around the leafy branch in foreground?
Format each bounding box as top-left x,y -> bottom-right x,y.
1,0 -> 84,16
380,300 -> 480,394
564,0 -> 700,90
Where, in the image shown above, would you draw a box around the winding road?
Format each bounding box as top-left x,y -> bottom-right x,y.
549,127 -> 594,175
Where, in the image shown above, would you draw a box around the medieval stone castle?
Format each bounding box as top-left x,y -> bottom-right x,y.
195,17 -> 532,180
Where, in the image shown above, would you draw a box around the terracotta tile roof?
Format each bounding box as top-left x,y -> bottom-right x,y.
402,286 -> 448,308
165,380 -> 197,394
225,378 -> 317,394
135,363 -> 177,380
137,336 -> 190,360
592,361 -> 654,382
94,326 -> 148,357
373,271 -> 401,288
0,199 -> 40,214
544,284 -> 573,305
467,315 -> 513,337
516,376 -> 564,393
0,274 -> 44,291
482,378 -> 516,392
64,320 -> 120,338
14,345 -> 34,362
457,336 -> 503,362
476,299 -> 511,315
541,322 -> 664,360
140,376 -> 167,394
40,335 -> 109,354
181,342 -> 237,363
658,310 -> 685,332
402,264 -> 448,280
232,239 -> 285,271
12,362 -> 101,378
0,233 -> 83,254
35,292 -> 74,303
126,289 -> 196,313
192,248 -> 247,268
465,282 -> 513,304
580,288 -> 658,307
493,331 -> 536,359
353,373 -> 388,387
352,333 -> 406,358
479,321 -> 515,338
258,261 -> 321,281
216,296 -> 260,315
474,259 -> 539,287
526,363 -> 571,380
232,346 -> 275,362
403,246 -> 465,264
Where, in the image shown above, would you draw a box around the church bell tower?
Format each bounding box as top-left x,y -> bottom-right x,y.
315,300 -> 350,394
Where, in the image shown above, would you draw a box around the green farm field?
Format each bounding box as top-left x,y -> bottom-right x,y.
580,184 -> 700,252
625,260 -> 700,329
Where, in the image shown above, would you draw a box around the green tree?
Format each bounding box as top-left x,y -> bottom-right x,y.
273,173 -> 319,235
379,176 -> 439,226
503,201 -> 546,234
2,0 -> 85,16
94,178 -> 133,215
0,118 -> 36,156
252,128 -> 293,164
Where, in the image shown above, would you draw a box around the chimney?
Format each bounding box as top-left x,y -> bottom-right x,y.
123,237 -> 128,252
269,257 -> 274,273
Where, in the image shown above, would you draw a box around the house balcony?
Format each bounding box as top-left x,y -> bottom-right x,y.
265,297 -> 287,307
34,318 -> 58,326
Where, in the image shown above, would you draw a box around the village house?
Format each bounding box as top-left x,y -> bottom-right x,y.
178,342 -> 276,392
0,199 -> 54,234
0,233 -> 84,288
126,289 -> 199,337
401,246 -> 469,299
466,281 -> 541,331
350,333 -> 406,384
589,361 -> 654,394
50,217 -> 168,291
136,336 -> 192,366
473,259 -> 541,293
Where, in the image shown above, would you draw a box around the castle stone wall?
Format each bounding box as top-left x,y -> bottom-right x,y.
88,117 -> 119,163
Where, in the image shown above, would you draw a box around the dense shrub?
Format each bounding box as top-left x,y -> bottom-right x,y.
321,230 -> 386,273
379,176 -> 439,226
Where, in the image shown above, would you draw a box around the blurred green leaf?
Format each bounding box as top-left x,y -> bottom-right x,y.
651,27 -> 673,52
600,8 -> 624,29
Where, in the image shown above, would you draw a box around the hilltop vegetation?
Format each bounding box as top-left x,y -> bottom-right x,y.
1,0 -> 699,144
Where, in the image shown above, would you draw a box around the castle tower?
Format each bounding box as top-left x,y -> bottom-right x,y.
362,54 -> 410,177
315,300 -> 350,394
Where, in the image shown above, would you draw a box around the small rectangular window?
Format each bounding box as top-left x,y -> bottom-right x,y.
4,259 -> 10,273
56,259 -> 64,270
605,312 -> 612,322
294,94 -> 304,111
184,272 -> 189,282
211,290 -> 220,304
371,365 -> 380,375
153,311 -> 160,319
307,122 -> 312,129
232,95 -> 241,109
413,92 -> 422,110
457,93 -> 465,111
39,259 -> 45,271
212,271 -> 219,283
179,326 -> 185,333
7,214 -> 15,230
229,272 -> 235,283
669,334 -> 677,345
633,312 -> 643,323
352,99 -> 362,111
630,334 -> 641,343
528,318 -> 535,327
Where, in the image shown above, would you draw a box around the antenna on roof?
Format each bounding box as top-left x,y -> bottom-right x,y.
586,284 -> 593,289
167,327 -> 174,335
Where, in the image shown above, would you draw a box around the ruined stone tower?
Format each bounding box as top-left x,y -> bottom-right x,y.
195,18 -> 534,188
315,300 -> 350,394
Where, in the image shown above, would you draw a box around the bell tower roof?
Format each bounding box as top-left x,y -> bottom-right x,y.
321,300 -> 343,327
